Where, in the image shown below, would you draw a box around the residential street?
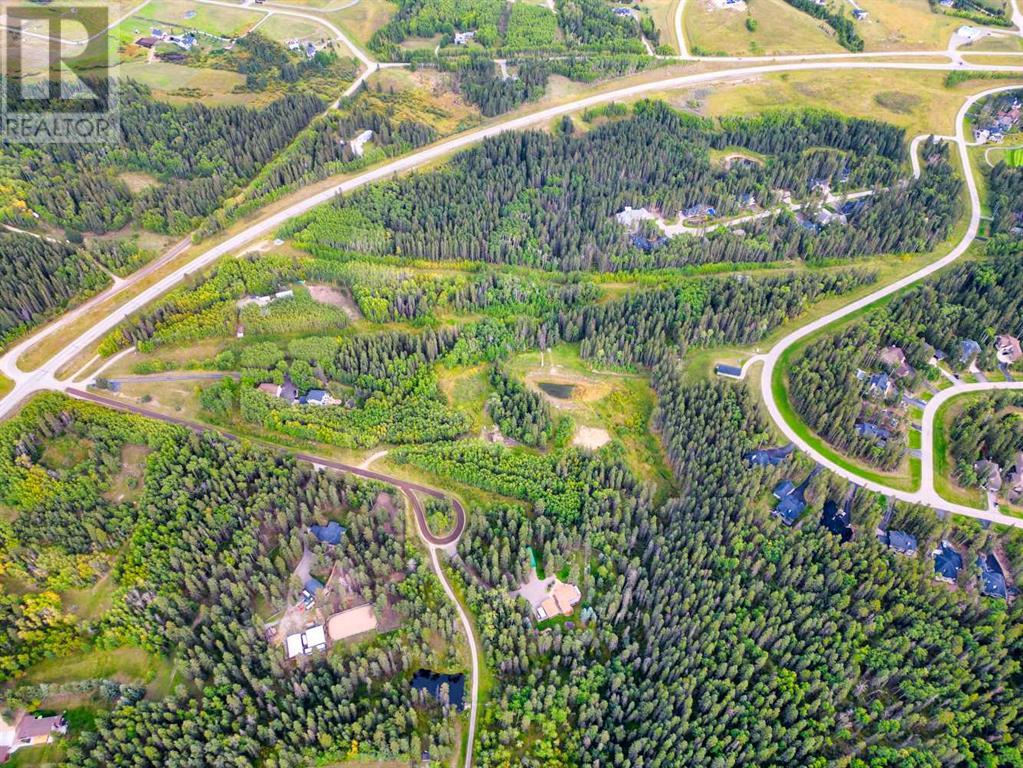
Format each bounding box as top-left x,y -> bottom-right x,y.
0,26 -> 1022,764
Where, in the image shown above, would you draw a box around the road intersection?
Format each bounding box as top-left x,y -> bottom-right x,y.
1,20 -> 1023,765
744,85 -> 1023,529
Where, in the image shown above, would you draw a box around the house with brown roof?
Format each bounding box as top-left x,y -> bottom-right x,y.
257,382 -> 281,397
0,712 -> 67,762
536,581 -> 581,621
879,345 -> 913,378
995,334 -> 1022,365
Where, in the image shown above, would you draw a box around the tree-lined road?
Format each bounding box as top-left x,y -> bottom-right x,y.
749,85 -> 1023,528
65,385 -> 476,764
0,15 -> 1017,768
3,58 -> 1022,422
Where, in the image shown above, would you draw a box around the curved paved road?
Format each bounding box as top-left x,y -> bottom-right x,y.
752,85 -> 1023,528
65,388 -> 465,543
3,59 -> 1023,425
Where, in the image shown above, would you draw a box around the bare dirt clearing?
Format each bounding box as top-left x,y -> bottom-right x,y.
308,283 -> 363,321
572,426 -> 612,450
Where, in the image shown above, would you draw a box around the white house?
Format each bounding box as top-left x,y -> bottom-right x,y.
285,624 -> 328,659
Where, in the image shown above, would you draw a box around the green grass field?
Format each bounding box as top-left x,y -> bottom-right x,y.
112,61 -> 259,105
328,0 -> 397,47
27,647 -> 170,687
685,0 -> 844,56
135,0 -> 262,38
1007,148 -> 1023,167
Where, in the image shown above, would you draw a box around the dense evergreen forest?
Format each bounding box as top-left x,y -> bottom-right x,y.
439,366 -> 1023,765
949,392 -> 1023,486
989,161 -> 1023,236
166,263 -> 873,450
208,86 -> 439,233
788,322 -> 908,469
444,54 -> 658,117
487,365 -> 558,446
0,81 -> 323,238
369,0 -> 649,60
0,394 -> 465,764
884,238 -> 1023,369
0,233 -> 108,348
5,97 -> 1023,768
292,102 -> 959,272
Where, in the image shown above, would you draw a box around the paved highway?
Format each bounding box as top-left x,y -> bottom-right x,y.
0,30 -> 1021,766
3,59 -> 1023,423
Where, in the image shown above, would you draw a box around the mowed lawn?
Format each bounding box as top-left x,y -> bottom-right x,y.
329,0 -> 398,48
113,61 -> 266,105
258,14 -> 329,44
27,647 -> 167,687
853,0 -> 961,51
701,69 -> 1016,138
685,0 -> 844,56
133,0 -> 263,38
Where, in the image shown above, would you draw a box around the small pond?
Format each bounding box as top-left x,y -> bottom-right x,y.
537,382 -> 576,399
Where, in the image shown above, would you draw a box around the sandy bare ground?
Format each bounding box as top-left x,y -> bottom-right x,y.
722,152 -> 765,169
327,604 -> 378,641
308,283 -> 363,321
572,426 -> 611,450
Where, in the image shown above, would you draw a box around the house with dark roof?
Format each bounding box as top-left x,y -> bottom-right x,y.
301,578 -> 325,609
744,443 -> 795,467
840,198 -> 866,216
1006,451 -> 1023,504
773,480 -> 795,498
933,540 -> 964,583
855,421 -> 891,444
863,371 -> 894,399
683,203 -> 716,218
715,364 -> 743,378
884,529 -> 918,556
300,389 -> 337,406
411,670 -> 466,709
280,375 -> 298,404
821,499 -> 852,541
772,479 -> 806,525
978,553 -> 1007,600
310,521 -> 344,546
959,339 -> 981,365
631,233 -> 668,252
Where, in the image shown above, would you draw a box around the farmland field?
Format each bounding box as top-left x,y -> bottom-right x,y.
1008,147 -> 1023,167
